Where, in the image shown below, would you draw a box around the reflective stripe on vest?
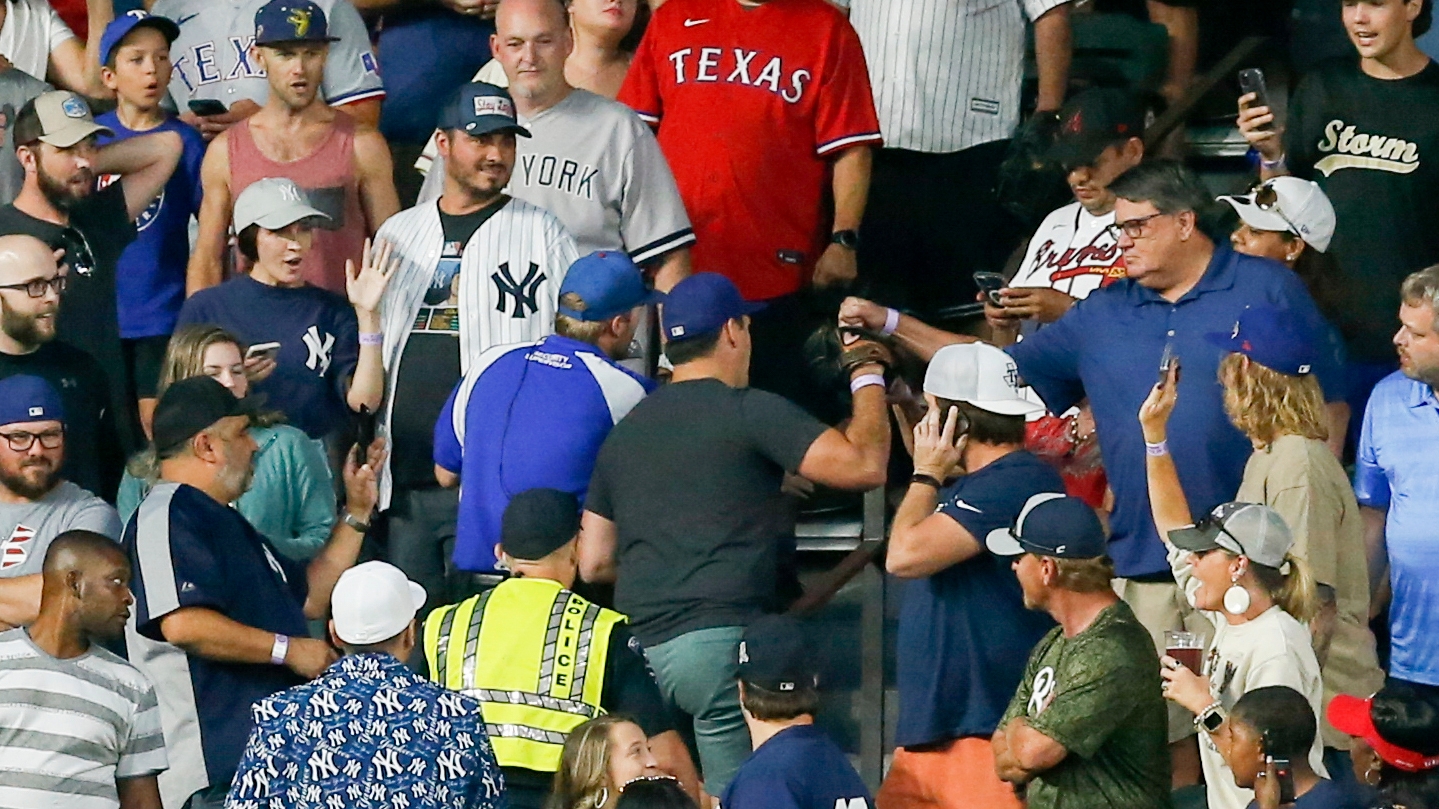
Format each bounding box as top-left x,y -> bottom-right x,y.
422,578 -> 625,772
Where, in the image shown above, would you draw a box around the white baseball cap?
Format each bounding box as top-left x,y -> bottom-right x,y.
232,177 -> 330,233
923,343 -> 1046,418
1218,177 -> 1335,253
330,561 -> 427,645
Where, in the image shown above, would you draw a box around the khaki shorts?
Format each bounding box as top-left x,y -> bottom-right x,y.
1113,577 -> 1215,744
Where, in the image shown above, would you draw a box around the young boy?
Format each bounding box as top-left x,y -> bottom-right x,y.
721,615 -> 873,809
95,12 -> 207,430
1220,686 -> 1369,809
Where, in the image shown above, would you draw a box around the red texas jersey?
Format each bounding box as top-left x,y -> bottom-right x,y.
620,0 -> 882,301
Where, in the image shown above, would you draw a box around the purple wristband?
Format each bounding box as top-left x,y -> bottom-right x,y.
882,308 -> 900,336
359,332 -> 383,347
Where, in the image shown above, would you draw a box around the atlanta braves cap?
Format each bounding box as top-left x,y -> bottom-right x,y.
738,615 -> 819,693
1218,176 -> 1336,253
0,375 -> 65,428
233,177 -> 330,232
330,561 -> 427,645
1048,88 -> 1146,169
659,273 -> 765,343
254,0 -> 340,45
986,493 -> 1108,559
558,251 -> 663,322
501,489 -> 581,561
14,91 -> 113,149
923,343 -> 1046,418
1204,304 -> 1317,377
152,376 -> 264,459
100,11 -> 180,66
437,82 -> 531,138
1168,502 -> 1294,569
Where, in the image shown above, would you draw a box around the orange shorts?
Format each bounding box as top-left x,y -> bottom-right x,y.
877,737 -> 1024,809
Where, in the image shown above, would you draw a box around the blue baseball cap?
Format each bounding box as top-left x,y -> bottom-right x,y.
437,82 -> 531,138
0,375 -> 65,427
1205,305 -> 1317,376
659,273 -> 766,343
558,251 -> 662,322
986,493 -> 1108,559
255,0 -> 340,45
100,11 -> 180,66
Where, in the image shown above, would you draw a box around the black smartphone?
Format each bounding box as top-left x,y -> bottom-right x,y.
1268,756 -> 1296,804
1238,68 -> 1273,132
974,271 -> 1006,307
1158,342 -> 1182,384
187,98 -> 228,117
354,405 -> 376,464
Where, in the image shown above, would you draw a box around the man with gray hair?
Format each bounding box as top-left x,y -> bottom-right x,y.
1355,264 -> 1439,692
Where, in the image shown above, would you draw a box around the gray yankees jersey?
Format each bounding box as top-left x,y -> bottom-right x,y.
418,88 -> 694,265
152,0 -> 384,110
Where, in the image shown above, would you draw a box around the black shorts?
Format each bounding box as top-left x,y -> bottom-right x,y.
123,335 -> 171,400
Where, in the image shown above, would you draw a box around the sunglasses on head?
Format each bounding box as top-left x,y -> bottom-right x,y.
1194,514 -> 1247,557
1250,181 -> 1302,239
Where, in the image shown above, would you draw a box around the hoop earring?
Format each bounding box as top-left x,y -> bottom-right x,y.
596,787 -> 610,808
1223,574 -> 1252,615
1364,763 -> 1382,787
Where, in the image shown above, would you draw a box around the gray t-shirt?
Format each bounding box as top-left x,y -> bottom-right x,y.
0,68 -> 53,205
0,482 -> 121,576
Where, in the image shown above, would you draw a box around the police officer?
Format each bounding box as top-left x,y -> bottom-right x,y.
423,488 -> 700,808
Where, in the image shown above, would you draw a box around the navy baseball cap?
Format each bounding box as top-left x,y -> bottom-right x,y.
0,375 -> 65,427
738,615 -> 819,692
1205,305 -> 1317,376
558,251 -> 663,322
1048,88 -> 1146,169
255,0 -> 340,45
437,82 -> 531,138
501,489 -> 581,561
986,493 -> 1108,559
659,273 -> 765,343
152,376 -> 263,458
100,11 -> 180,66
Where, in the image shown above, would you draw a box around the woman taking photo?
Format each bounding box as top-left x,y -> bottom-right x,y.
547,716 -> 663,809
118,325 -> 337,561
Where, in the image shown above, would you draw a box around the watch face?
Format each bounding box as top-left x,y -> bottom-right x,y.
1202,710 -> 1225,732
832,230 -> 860,249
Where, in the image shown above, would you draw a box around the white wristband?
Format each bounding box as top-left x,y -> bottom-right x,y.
270,634 -> 290,666
881,308 -> 900,336
1145,440 -> 1169,457
850,373 -> 885,394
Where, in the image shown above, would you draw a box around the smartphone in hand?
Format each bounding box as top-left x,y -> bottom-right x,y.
245,342 -> 281,364
1238,68 -> 1274,132
187,98 -> 229,117
974,271 -> 1006,307
1158,342 -> 1182,384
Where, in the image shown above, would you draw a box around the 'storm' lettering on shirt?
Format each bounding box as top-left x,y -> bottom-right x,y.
519,154 -> 600,200
667,48 -> 812,103
1314,119 -> 1421,176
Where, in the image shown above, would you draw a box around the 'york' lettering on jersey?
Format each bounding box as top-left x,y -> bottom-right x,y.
519,154 -> 600,200
667,47 -> 811,103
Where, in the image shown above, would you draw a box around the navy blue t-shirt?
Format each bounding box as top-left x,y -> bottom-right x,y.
894,451 -> 1064,748
96,113 -> 206,339
124,482 -> 309,788
1008,243 -> 1343,578
177,275 -> 359,439
1245,778 -> 1370,809
721,725 -> 872,809
372,8 -> 493,143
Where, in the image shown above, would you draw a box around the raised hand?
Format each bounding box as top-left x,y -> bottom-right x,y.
346,238 -> 398,316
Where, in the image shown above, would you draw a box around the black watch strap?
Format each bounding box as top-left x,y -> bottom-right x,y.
831,229 -> 860,250
911,474 -> 943,489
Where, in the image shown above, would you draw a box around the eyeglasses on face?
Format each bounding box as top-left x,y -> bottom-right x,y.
1104,211 -> 1172,240
0,275 -> 67,298
0,428 -> 64,452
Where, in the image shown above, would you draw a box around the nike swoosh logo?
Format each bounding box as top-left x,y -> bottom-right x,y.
683,18 -> 710,26
176,13 -> 199,25
951,499 -> 983,514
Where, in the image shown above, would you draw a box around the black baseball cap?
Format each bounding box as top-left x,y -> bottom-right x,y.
501,489 -> 581,561
738,615 -> 819,692
152,376 -> 263,458
1048,88 -> 1146,170
437,82 -> 531,138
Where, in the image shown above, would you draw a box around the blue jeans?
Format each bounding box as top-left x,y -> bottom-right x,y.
643,626 -> 751,795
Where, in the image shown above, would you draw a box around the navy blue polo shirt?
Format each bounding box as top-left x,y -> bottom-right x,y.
720,725 -> 873,809
1008,243 -> 1342,578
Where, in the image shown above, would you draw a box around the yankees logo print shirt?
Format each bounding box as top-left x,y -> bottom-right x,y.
619,0 -> 883,301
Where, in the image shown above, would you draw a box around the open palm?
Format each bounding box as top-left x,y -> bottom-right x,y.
346,238 -> 398,315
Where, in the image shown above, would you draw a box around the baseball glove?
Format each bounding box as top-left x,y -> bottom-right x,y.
837,328 -> 894,375
996,111 -> 1073,229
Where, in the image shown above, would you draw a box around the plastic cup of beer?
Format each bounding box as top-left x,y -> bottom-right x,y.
1165,630 -> 1204,672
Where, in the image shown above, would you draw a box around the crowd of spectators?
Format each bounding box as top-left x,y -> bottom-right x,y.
0,0 -> 1437,808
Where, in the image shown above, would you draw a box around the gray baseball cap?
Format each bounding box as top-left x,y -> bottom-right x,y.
1168,502 -> 1294,569
232,177 -> 329,232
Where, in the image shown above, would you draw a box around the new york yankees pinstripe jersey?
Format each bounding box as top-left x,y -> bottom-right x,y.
619,0 -> 883,301
845,0 -> 1072,154
151,0 -> 384,110
375,197 -> 581,509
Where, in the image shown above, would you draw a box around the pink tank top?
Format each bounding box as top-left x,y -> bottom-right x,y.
229,112 -> 367,293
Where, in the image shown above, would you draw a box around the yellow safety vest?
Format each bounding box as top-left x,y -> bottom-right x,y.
423,577 -> 626,772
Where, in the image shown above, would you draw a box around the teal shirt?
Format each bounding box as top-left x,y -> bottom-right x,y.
119,424 -> 335,560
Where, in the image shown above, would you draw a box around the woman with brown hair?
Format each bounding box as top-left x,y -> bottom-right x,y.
117,325 -> 337,560
548,716 -> 664,809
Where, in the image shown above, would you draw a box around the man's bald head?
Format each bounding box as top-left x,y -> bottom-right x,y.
0,234 -> 58,286
496,0 -> 569,36
493,0 -> 573,104
42,530 -> 127,579
38,530 -> 133,642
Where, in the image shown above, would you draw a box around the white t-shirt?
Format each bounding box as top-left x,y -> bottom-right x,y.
0,0 -> 76,81
1011,200 -> 1125,299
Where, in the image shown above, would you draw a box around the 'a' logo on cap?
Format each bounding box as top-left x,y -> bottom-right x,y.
1064,110 -> 1083,135
27,407 -> 42,417
288,8 -> 311,37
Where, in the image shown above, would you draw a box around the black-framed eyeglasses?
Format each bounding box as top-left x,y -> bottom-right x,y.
1252,180 -> 1303,238
1104,211 -> 1171,240
1194,515 -> 1247,557
0,275 -> 67,298
0,428 -> 64,452
57,227 -> 95,278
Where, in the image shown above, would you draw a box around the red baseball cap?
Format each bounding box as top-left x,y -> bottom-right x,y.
1328,694 -> 1439,773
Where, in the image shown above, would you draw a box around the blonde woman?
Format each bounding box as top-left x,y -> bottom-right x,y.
547,716 -> 662,809
117,325 -> 336,560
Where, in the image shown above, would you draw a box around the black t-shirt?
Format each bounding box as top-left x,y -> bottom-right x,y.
391,201 -> 508,488
0,341 -> 123,501
586,379 -> 829,645
1285,57 -> 1439,361
0,184 -> 139,452
501,625 -> 675,808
